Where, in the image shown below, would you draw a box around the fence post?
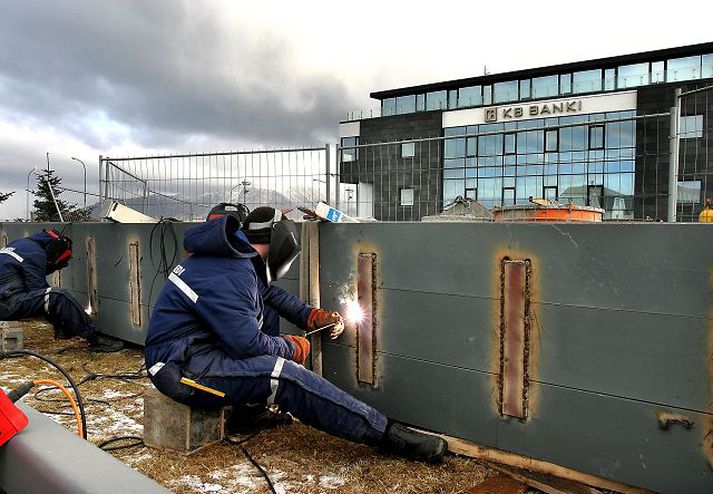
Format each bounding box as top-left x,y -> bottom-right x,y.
98,155 -> 103,206
324,143 -> 331,205
103,157 -> 111,206
335,144 -> 341,210
668,88 -> 682,222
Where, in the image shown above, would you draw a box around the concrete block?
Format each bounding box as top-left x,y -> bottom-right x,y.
143,387 -> 224,455
0,324 -> 23,352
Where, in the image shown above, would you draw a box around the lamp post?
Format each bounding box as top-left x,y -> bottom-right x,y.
240,180 -> 251,205
71,157 -> 87,208
26,166 -> 37,221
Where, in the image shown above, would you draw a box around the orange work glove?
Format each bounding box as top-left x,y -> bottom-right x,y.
284,335 -> 310,365
306,309 -> 344,339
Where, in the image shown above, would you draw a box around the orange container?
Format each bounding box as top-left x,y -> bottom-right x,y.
493,204 -> 604,222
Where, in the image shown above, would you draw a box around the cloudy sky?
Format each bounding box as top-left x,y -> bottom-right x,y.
1,0 -> 711,218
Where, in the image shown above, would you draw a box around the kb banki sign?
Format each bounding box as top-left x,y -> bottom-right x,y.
484,100 -> 583,122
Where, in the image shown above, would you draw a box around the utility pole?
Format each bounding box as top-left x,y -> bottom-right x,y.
26,166 -> 37,221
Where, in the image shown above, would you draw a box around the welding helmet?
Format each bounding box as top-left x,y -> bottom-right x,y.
242,207 -> 301,282
206,202 -> 250,225
45,229 -> 73,274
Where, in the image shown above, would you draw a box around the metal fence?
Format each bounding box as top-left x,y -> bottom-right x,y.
100,146 -> 331,221
96,90 -> 712,223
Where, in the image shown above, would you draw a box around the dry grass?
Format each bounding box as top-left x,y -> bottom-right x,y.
0,321 -> 495,493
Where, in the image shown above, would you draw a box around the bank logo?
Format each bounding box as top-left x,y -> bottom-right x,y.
484,108 -> 498,122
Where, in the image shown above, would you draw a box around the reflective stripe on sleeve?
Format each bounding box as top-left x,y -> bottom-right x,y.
0,248 -> 24,263
168,273 -> 199,303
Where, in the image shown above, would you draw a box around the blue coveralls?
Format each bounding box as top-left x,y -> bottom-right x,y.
0,232 -> 96,340
145,216 -> 387,445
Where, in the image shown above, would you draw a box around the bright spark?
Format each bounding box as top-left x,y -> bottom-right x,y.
344,300 -> 365,324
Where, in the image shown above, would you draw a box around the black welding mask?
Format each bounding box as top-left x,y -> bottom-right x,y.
266,219 -> 301,282
242,207 -> 301,282
45,230 -> 73,274
206,202 -> 250,225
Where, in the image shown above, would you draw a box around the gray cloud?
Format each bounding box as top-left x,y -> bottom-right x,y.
0,0 -> 352,150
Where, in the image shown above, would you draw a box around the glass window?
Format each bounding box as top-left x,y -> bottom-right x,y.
651,61 -> 665,83
618,63 -> 649,88
680,115 -> 703,138
531,75 -> 558,98
703,54 -> 713,78
396,95 -> 416,114
483,85 -> 492,105
502,188 -> 516,205
382,98 -> 396,117
340,137 -> 358,162
443,180 -> 464,205
544,186 -> 558,202
667,55 -> 702,82
504,133 -> 516,154
560,73 -> 572,94
448,90 -> 458,109
604,68 -> 616,90
445,137 -> 466,158
466,137 -> 477,156
677,180 -> 701,203
573,69 -> 602,93
589,125 -> 604,149
402,142 -> 415,158
545,129 -> 558,151
478,134 -> 503,157
426,91 -> 447,110
458,86 -> 481,107
494,81 -> 519,103
520,79 -> 531,100
416,94 -> 425,112
400,188 -> 415,206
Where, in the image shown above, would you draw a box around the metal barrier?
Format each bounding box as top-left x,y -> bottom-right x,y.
0,403 -> 168,493
100,146 -> 331,221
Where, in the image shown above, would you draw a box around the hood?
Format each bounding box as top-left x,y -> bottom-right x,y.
183,215 -> 257,259
28,231 -> 58,249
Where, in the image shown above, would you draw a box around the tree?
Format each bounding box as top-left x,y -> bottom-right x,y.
31,169 -> 91,222
0,191 -> 14,204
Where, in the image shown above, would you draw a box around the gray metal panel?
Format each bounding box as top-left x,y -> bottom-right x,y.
0,404 -> 169,494
323,343 -> 713,493
317,222 -> 713,493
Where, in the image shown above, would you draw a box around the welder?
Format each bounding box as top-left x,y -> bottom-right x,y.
203,203 -> 344,432
0,229 -> 123,352
145,208 -> 447,462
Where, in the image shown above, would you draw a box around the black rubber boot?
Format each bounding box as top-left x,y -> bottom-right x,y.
87,334 -> 124,353
225,405 -> 293,437
380,422 -> 448,463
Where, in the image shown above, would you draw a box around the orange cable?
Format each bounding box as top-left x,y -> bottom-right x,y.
32,379 -> 83,438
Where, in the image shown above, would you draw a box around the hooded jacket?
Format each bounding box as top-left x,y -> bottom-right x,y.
0,232 -> 56,298
145,215 -> 308,369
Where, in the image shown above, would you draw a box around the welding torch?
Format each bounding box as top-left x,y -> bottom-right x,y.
302,321 -> 339,337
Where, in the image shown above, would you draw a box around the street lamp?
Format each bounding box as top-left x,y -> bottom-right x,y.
240,180 -> 251,204
26,166 -> 37,221
71,157 -> 87,208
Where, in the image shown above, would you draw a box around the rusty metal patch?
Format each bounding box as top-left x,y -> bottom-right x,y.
499,258 -> 532,419
128,242 -> 142,327
86,236 -> 98,316
357,252 -> 377,385
0,231 -> 7,248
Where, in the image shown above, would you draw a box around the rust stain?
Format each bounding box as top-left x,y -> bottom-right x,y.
357,252 -> 377,386
491,246 -> 542,421
0,231 -> 7,248
86,235 -> 98,316
350,242 -> 382,388
128,241 -> 142,327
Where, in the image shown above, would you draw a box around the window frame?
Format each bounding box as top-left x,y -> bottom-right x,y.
400,188 -> 415,207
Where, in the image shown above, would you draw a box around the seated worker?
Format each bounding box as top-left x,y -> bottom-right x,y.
204,202 -> 341,432
0,229 -> 123,353
145,208 -> 447,462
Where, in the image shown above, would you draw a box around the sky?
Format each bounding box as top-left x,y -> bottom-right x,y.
1,0 -> 711,219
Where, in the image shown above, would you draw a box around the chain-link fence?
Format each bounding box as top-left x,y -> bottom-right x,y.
100,146 -> 332,221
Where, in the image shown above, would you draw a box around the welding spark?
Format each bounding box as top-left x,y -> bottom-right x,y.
85,301 -> 92,315
344,300 -> 365,325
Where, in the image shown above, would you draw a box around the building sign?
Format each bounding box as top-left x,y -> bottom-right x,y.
442,91 -> 637,128
484,100 -> 583,122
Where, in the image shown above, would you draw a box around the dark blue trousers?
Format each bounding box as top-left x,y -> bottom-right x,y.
0,288 -> 96,341
150,305 -> 388,445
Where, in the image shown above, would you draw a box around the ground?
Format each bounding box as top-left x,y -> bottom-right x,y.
0,321 -> 496,493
